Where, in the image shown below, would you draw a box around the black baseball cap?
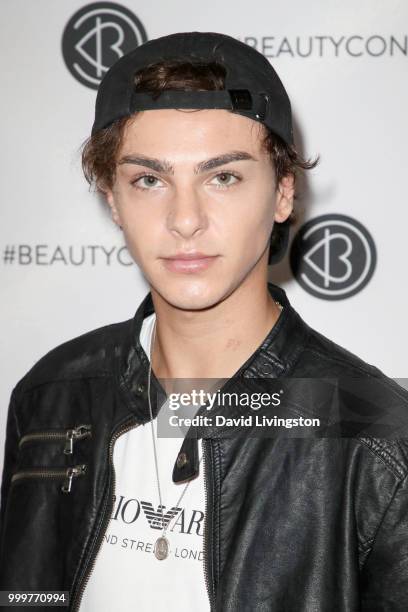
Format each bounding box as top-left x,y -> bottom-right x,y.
91,31 -> 294,263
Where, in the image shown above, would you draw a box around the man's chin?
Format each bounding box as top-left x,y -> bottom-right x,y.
154,280 -> 225,312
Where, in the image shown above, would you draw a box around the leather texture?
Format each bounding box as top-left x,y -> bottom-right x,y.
1,282 -> 408,611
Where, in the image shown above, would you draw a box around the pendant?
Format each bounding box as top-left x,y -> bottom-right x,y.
154,535 -> 170,560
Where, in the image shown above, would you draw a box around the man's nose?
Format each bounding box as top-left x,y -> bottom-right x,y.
166,185 -> 208,239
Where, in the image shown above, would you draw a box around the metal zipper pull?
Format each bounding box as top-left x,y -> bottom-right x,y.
64,425 -> 92,455
61,464 -> 87,494
64,430 -> 74,455
19,424 -> 92,453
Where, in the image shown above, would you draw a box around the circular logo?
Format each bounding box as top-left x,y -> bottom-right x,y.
289,214 -> 377,300
62,2 -> 148,89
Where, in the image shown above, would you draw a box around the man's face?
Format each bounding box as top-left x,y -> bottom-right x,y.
106,108 -> 294,310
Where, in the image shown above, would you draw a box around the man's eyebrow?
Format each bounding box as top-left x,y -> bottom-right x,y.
117,151 -> 258,174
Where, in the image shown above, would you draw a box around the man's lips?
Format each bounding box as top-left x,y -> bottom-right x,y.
161,253 -> 219,273
163,252 -> 215,260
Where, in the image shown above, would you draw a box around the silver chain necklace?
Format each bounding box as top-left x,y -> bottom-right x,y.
148,318 -> 203,561
147,300 -> 283,561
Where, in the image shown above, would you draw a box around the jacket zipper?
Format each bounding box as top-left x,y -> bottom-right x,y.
19,425 -> 92,455
202,438 -> 216,610
11,464 -> 87,493
70,422 -> 216,611
70,417 -> 140,612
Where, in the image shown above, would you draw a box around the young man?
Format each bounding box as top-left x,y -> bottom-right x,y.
1,31 -> 408,612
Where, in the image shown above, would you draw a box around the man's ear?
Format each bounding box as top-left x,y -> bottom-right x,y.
274,174 -> 295,223
105,188 -> 122,228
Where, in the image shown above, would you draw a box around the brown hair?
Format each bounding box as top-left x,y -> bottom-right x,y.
81,59 -> 319,258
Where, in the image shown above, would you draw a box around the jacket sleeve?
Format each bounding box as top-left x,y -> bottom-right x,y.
0,388 -> 20,556
360,466 -> 408,610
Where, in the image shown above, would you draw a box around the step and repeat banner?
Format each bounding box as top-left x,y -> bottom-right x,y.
1,0 -> 407,468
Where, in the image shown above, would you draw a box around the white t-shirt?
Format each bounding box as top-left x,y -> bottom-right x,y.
80,313 -> 209,611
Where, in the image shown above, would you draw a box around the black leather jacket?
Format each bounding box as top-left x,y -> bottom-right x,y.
1,282 -> 408,612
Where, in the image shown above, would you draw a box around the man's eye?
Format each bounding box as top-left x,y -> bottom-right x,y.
211,172 -> 241,188
130,171 -> 240,190
131,174 -> 162,189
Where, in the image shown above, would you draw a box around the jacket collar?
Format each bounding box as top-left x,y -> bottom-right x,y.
115,281 -> 311,426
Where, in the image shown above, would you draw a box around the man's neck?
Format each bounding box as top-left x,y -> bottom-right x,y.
149,275 -> 282,381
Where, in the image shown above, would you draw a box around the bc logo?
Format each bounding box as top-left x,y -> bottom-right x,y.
62,2 -> 148,89
290,214 -> 377,300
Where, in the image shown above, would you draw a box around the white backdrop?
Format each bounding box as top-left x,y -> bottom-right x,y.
1,0 -> 407,474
